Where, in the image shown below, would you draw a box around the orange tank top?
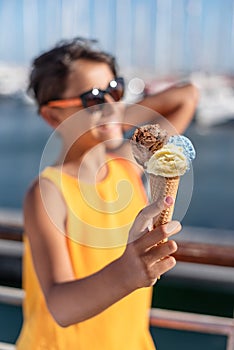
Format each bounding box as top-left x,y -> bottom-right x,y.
16,157 -> 155,350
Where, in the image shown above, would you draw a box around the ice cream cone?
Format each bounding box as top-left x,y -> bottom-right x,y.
149,174 -> 179,280
149,174 -> 180,228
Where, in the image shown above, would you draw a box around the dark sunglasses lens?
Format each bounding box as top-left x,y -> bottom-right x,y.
82,91 -> 105,108
108,78 -> 124,101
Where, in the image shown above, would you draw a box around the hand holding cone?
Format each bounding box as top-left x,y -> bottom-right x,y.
131,124 -> 196,279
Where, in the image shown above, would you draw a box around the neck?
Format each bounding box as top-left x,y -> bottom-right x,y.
57,139 -> 108,183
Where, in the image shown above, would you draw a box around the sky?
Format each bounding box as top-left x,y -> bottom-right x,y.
0,0 -> 234,75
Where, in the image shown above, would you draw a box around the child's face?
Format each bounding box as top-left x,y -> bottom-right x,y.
59,59 -> 125,150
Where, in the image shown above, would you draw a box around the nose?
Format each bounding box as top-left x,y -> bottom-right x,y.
103,93 -> 115,103
96,93 -> 114,116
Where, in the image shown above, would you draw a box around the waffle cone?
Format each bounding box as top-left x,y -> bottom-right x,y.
149,174 -> 180,228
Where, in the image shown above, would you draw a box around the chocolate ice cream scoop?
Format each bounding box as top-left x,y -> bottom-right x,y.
131,124 -> 168,167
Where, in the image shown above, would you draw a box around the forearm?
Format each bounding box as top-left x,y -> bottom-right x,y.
124,83 -> 199,135
140,84 -> 198,133
137,83 -> 199,133
156,94 -> 198,134
46,256 -> 132,327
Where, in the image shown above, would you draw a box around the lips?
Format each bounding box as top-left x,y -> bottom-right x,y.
96,122 -> 121,134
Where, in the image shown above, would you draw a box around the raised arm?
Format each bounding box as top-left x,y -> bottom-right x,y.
24,179 -> 180,327
125,83 -> 199,134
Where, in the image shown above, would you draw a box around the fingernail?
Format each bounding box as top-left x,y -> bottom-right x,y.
165,221 -> 179,234
164,196 -> 174,206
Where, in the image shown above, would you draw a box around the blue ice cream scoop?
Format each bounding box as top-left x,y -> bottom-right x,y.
168,135 -> 196,164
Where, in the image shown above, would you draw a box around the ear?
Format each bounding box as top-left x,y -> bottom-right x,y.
40,106 -> 61,129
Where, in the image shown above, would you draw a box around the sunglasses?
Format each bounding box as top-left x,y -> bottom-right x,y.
45,77 -> 125,110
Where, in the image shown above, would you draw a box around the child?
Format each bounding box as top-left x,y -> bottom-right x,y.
16,38 -> 197,349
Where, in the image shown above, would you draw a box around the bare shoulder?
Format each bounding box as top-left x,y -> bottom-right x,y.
23,177 -> 75,295
25,176 -> 66,211
24,176 -> 67,235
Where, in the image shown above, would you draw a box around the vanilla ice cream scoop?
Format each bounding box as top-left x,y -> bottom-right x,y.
146,143 -> 188,177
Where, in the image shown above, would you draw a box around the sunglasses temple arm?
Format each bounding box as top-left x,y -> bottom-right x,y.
46,98 -> 83,108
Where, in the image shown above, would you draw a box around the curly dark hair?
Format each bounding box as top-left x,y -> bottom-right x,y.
28,37 -> 118,108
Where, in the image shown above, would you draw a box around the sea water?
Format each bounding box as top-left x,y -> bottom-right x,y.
0,97 -> 51,208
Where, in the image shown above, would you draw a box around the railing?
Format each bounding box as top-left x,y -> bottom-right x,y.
150,309 -> 234,350
0,223 -> 234,350
0,342 -> 16,350
1,224 -> 234,267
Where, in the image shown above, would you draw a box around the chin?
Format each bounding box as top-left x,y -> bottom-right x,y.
105,138 -> 124,151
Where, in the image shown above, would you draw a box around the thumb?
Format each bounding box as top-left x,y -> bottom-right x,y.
150,195 -> 175,230
129,196 -> 174,241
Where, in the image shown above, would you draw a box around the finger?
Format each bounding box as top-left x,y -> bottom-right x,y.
153,256 -> 176,278
149,196 -> 175,230
129,196 -> 174,241
142,255 -> 177,287
144,240 -> 178,264
146,195 -> 174,225
136,221 -> 181,252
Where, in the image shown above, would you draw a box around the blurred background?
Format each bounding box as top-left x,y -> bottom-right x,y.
0,0 -> 234,349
